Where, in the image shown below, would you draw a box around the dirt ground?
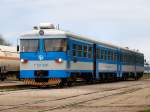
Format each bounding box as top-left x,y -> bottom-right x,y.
0,79 -> 150,112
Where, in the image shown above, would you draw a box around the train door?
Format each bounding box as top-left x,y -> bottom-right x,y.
117,49 -> 122,78
134,53 -> 137,79
93,44 -> 99,80
66,38 -> 71,69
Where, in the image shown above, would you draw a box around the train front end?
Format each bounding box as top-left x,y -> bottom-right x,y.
19,23 -> 68,86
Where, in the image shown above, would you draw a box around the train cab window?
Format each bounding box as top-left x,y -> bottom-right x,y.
44,38 -> 66,52
96,48 -> 100,59
88,47 -> 93,58
20,39 -> 39,52
83,46 -> 88,58
77,45 -> 83,57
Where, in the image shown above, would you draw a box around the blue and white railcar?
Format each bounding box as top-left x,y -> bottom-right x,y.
19,23 -> 144,86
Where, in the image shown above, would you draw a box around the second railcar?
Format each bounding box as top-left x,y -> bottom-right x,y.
0,45 -> 20,81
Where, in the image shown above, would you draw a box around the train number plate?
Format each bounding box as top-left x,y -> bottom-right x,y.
34,63 -> 48,68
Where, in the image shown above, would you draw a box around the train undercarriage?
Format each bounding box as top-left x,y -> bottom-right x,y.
23,72 -> 144,87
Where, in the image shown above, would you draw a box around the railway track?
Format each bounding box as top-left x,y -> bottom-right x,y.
0,80 -> 139,95
0,81 -> 147,112
38,86 -> 144,112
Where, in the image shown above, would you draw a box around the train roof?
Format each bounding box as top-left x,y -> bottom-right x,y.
21,29 -> 66,37
21,28 -> 143,55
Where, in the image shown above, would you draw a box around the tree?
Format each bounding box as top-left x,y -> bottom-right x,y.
0,34 -> 11,46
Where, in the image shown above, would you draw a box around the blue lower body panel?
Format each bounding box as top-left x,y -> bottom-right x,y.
20,70 -> 70,78
20,69 -> 119,79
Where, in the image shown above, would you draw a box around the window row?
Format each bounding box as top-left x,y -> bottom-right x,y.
72,44 -> 93,58
121,53 -> 144,65
96,48 -> 117,61
136,55 -> 144,65
72,44 -> 117,61
71,44 -> 144,65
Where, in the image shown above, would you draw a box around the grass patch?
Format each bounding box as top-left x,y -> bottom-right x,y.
144,109 -> 150,112
142,73 -> 150,79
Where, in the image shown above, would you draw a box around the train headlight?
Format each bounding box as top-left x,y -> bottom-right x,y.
55,58 -> 63,63
20,59 -> 28,63
20,59 -> 24,63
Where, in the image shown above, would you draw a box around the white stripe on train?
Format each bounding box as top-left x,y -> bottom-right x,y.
21,60 -> 144,72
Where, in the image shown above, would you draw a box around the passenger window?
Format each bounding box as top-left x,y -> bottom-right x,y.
83,46 -> 88,58
72,44 -> 77,57
122,54 -> 126,63
96,48 -> 100,59
101,49 -> 106,60
73,44 -> 77,49
88,47 -> 93,58
108,50 -> 111,61
72,50 -> 76,57
77,45 -> 83,57
114,52 -> 117,61
110,51 -> 113,61
124,54 -> 126,63
121,54 -> 123,62
128,54 -> 130,64
112,51 -> 115,62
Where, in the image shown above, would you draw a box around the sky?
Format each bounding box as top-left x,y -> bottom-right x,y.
0,0 -> 149,62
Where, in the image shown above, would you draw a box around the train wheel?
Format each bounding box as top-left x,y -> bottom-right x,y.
67,81 -> 73,87
114,74 -> 117,81
85,78 -> 92,84
57,82 -> 65,88
88,78 -> 96,84
123,76 -> 127,81
122,74 -> 127,81
57,78 -> 67,88
134,76 -> 138,80
57,83 -> 64,88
